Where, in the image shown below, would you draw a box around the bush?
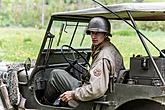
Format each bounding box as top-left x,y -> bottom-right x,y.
112,29 -> 136,36
0,11 -> 13,27
139,21 -> 165,31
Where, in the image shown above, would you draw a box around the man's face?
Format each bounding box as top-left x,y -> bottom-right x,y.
90,31 -> 106,46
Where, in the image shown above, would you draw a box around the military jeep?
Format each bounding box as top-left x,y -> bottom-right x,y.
0,2 -> 165,110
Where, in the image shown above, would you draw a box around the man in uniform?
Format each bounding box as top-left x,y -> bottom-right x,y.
42,16 -> 125,105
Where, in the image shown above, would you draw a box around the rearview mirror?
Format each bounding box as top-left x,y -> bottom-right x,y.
24,58 -> 31,71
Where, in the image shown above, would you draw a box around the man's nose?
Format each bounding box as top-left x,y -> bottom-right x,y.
91,34 -> 97,39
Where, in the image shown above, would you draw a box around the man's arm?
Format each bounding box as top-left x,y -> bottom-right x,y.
73,59 -> 111,101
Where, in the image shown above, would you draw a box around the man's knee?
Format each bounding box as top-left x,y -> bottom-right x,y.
51,69 -> 68,78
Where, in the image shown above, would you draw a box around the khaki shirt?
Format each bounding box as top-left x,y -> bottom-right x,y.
74,42 -> 124,101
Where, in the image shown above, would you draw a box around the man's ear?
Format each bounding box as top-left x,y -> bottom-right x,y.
104,33 -> 107,37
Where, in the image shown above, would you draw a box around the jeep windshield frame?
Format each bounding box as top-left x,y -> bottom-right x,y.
32,2 -> 165,86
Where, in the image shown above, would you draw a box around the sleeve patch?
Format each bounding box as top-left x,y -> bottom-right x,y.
93,69 -> 101,77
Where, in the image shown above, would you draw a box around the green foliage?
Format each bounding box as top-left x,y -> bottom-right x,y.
112,29 -> 136,36
0,0 -> 143,28
139,21 -> 165,31
0,7 -> 13,27
23,37 -> 32,43
0,0 -> 163,28
0,0 -> 90,27
0,40 -> 3,47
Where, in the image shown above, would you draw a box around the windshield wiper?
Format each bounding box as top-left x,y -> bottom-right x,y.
57,23 -> 65,46
57,21 -> 88,47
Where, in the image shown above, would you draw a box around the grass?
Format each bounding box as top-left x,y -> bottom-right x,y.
0,27 -> 165,69
0,27 -> 45,61
111,30 -> 165,68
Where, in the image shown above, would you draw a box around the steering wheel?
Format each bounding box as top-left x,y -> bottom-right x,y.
61,45 -> 90,74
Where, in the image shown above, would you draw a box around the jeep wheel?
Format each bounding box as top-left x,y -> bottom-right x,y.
116,99 -> 164,110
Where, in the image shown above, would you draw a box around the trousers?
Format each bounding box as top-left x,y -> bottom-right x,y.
44,69 -> 81,104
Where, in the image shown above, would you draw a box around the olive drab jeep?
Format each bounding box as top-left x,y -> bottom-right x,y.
0,1 -> 165,110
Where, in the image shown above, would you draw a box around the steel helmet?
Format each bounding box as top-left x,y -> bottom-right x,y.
86,16 -> 111,36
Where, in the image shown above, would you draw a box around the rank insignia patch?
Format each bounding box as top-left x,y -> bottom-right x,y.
93,69 -> 101,77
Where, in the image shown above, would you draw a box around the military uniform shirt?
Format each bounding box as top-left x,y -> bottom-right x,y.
73,41 -> 124,101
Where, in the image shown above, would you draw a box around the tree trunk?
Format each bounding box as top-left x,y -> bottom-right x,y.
26,0 -> 30,12
0,0 -> 1,9
41,0 -> 45,28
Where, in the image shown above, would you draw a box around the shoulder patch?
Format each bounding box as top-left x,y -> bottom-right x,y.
93,69 -> 101,77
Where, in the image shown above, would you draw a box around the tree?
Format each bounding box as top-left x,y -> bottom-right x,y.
41,0 -> 44,27
132,0 -> 144,2
0,0 -> 1,9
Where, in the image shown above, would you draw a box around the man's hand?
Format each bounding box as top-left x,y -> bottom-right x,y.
59,91 -> 75,102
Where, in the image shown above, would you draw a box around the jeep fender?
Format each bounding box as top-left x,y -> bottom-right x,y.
116,99 -> 164,110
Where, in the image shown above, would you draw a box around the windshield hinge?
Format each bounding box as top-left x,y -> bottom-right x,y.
46,32 -> 55,38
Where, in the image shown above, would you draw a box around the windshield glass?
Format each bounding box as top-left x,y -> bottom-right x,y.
48,20 -> 92,49
44,19 -> 165,68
